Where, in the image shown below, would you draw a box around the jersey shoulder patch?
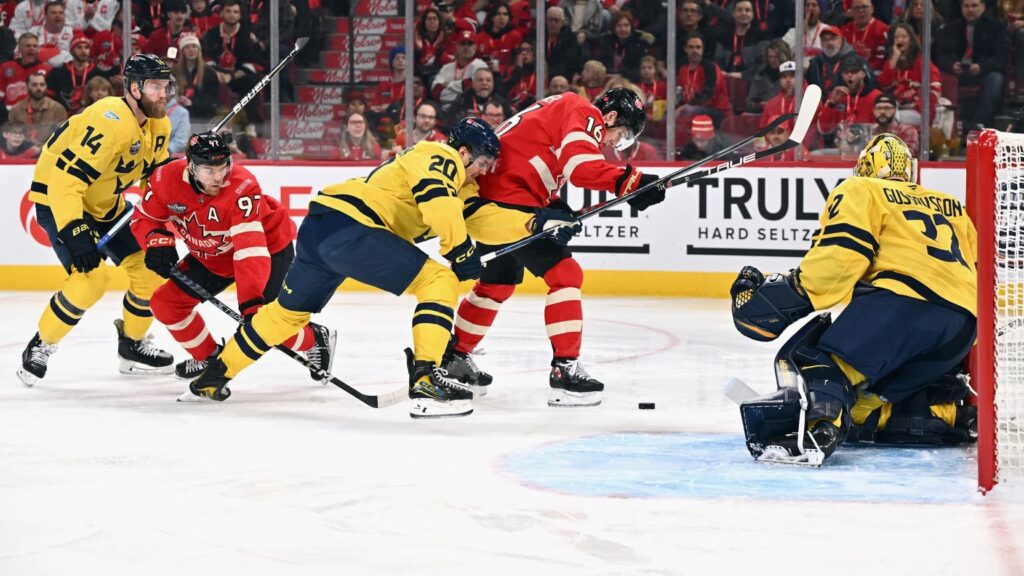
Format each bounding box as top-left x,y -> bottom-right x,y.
103,110 -> 120,121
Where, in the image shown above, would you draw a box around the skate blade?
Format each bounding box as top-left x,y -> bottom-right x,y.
755,445 -> 825,467
547,388 -> 602,407
176,388 -> 229,402
469,383 -> 489,397
119,358 -> 175,376
409,398 -> 473,419
16,368 -> 38,388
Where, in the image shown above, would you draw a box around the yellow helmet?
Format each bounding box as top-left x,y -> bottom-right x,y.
853,132 -> 917,183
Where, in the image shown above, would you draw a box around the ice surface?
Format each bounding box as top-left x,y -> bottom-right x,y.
1,291 -> 1022,575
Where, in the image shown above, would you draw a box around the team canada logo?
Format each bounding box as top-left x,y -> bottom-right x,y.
171,212 -> 232,258
19,190 -> 51,247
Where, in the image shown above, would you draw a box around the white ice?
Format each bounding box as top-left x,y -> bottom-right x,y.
1,291 -> 1022,576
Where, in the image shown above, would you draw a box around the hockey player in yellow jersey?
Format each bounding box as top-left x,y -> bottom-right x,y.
180,117 -> 563,417
731,133 -> 978,465
17,54 -> 176,387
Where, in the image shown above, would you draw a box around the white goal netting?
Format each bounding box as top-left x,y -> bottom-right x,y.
991,132 -> 1024,484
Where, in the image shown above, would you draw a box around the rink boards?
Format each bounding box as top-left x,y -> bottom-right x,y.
0,162 -> 966,296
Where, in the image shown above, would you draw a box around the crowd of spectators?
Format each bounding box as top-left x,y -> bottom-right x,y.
348,0 -> 1024,162
0,0 -> 301,160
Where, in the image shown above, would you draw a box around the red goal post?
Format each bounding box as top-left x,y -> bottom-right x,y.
968,129 -> 1024,493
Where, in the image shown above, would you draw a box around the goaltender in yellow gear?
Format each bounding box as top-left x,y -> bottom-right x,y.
17,54 -> 178,387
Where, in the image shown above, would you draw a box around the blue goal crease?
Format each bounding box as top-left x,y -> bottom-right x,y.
501,432 -> 979,504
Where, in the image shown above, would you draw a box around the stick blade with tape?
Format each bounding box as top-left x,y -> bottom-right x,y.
788,84 -> 821,145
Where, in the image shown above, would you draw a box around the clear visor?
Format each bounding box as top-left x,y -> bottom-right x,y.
613,129 -> 637,152
140,79 -> 177,99
470,154 -> 497,174
193,162 -> 231,186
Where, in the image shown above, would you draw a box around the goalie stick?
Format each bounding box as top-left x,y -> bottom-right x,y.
94,1 -> 313,249
481,84 -> 822,264
169,268 -> 407,409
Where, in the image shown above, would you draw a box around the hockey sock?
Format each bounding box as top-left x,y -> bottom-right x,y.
38,266 -> 109,344
220,299 -> 311,378
543,258 -> 584,359
151,281 -> 217,361
120,252 -> 162,340
453,282 -> 515,354
282,325 -> 315,352
406,259 -> 458,364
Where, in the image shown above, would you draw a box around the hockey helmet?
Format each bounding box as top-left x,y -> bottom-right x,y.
447,117 -> 501,160
593,87 -> 646,151
123,53 -> 176,98
186,132 -> 232,193
854,132 -> 917,183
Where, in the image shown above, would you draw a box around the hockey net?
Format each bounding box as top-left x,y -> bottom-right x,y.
969,129 -> 1024,493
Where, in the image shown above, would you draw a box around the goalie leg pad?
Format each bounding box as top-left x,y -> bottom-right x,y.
740,387 -> 804,459
731,266 -> 813,342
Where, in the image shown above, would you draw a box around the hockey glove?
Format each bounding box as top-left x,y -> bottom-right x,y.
143,229 -> 179,279
627,173 -> 666,212
58,218 -> 101,273
531,208 -> 581,246
444,237 -> 482,281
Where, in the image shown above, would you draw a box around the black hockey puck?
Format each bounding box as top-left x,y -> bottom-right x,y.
638,402 -> 655,410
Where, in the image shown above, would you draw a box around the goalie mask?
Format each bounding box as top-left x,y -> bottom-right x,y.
854,132 -> 917,183
593,88 -> 646,151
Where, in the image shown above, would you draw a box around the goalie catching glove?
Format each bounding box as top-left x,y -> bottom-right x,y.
615,164 -> 665,212
731,266 -> 813,341
531,207 -> 581,246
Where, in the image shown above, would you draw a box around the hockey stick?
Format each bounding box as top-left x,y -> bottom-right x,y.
96,204 -> 134,250
168,268 -> 407,409
210,0 -> 311,133
480,85 -> 822,264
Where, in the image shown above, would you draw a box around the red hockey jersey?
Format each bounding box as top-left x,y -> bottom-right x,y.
477,92 -> 625,208
131,159 -> 295,309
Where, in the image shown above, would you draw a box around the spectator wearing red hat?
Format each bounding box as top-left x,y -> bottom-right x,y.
841,0 -> 889,72
678,114 -> 728,160
46,33 -> 114,114
172,32 -> 219,122
806,24 -> 855,95
675,32 -> 730,126
0,33 -> 51,108
31,1 -> 74,67
146,0 -> 194,62
817,53 -> 880,135
65,0 -> 120,34
431,29 -> 487,107
346,90 -> 369,118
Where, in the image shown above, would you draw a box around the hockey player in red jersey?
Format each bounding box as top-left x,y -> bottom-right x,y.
445,88 -> 666,407
131,132 -> 336,380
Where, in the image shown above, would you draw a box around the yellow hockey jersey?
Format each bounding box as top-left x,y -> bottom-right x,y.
801,176 -> 977,317
29,96 -> 172,230
311,141 -> 532,252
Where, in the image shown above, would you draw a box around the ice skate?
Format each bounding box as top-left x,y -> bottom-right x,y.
174,345 -> 222,380
548,358 -> 604,407
407,349 -> 473,418
441,348 -> 492,396
17,332 -> 57,387
115,319 -> 174,375
178,356 -> 232,402
306,323 -> 337,384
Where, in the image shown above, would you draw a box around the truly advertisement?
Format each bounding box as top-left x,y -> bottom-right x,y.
0,164 -> 966,274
